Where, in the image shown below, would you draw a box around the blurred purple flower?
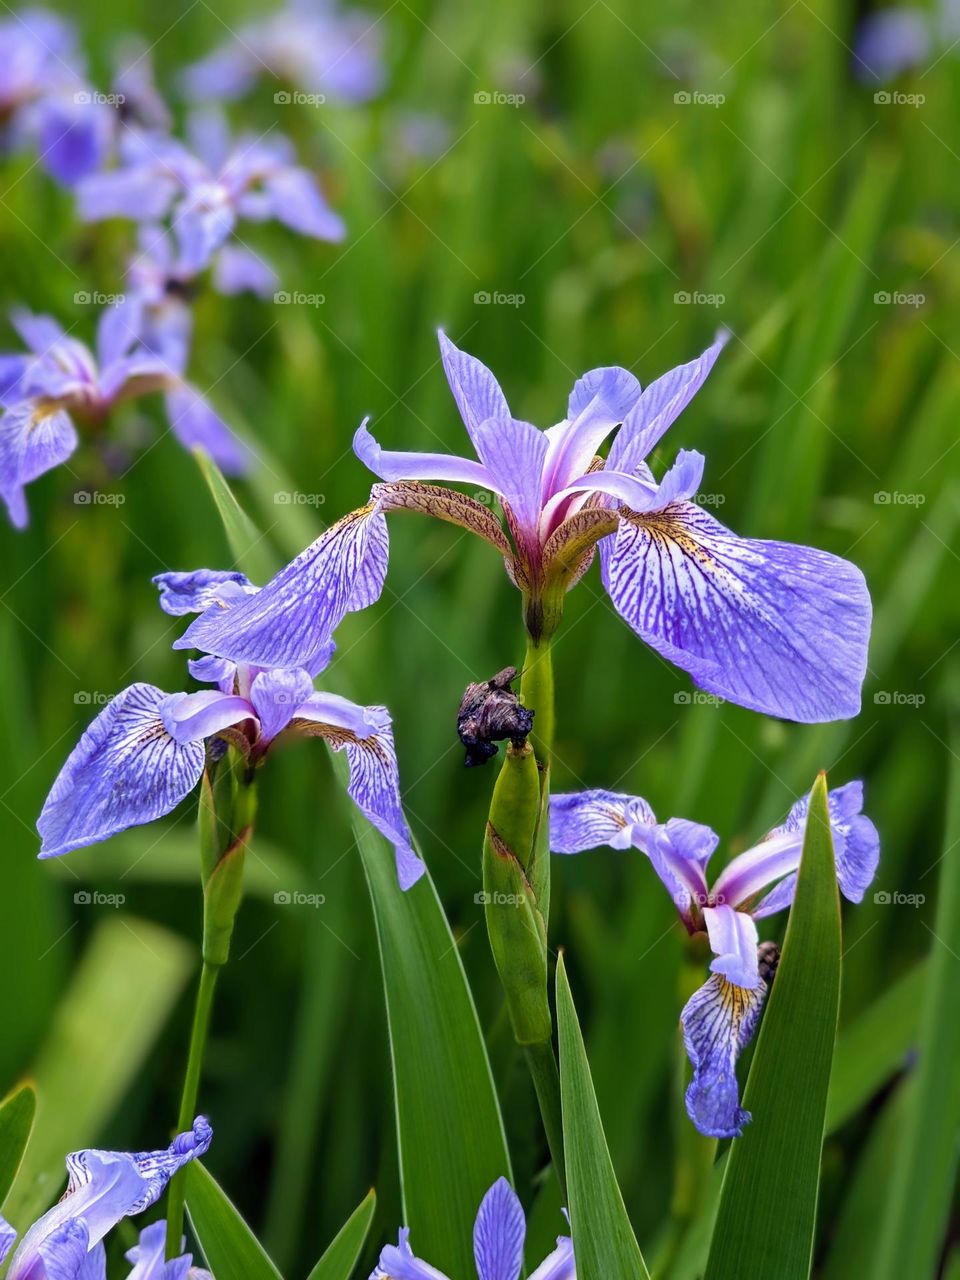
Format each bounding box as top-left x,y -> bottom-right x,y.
372,1177 -> 575,1280
77,108 -> 345,271
181,0 -> 384,106
37,567 -> 424,889
0,7 -> 111,185
186,330 -> 872,724
0,302 -> 246,527
0,1118 -> 211,1280
550,781 -> 879,1137
854,7 -> 932,82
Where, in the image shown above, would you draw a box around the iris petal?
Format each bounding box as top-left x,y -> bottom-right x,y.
681,970 -> 768,1138
473,1178 -> 525,1280
600,500 -> 871,722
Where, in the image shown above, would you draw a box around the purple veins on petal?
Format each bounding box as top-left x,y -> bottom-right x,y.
473,1177 -> 526,1280
153,568 -> 255,616
37,683 -> 207,858
0,403 -> 78,528
7,1119 -> 211,1278
550,788 -> 657,853
0,1217 -> 15,1265
607,330 -> 728,475
681,969 -> 768,1139
175,503 -> 389,673
437,330 -> 512,445
599,500 -> 872,723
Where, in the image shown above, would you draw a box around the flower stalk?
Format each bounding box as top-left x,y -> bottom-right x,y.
482,626 -> 565,1194
165,753 -> 257,1259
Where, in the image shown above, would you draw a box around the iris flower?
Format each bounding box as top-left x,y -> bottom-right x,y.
372,1177 -> 575,1280
180,0 -> 383,106
550,781 -> 879,1137
77,112 -> 345,275
179,331 -> 871,724
37,568 -> 424,889
0,8 -> 107,186
124,1221 -> 211,1279
0,303 -> 246,526
0,1117 -> 210,1280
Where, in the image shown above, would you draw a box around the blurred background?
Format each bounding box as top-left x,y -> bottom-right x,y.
1,0 -> 957,1275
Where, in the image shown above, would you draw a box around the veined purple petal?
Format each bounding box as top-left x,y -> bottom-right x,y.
125,1221 -> 194,1280
354,417 -> 490,487
160,689 -> 252,745
550,788 -> 656,853
249,668 -> 314,743
437,331 -> 511,449
528,1236 -> 575,1280
608,331 -> 728,475
7,1119 -> 211,1277
164,384 -> 249,475
326,707 -> 425,890
473,1178 -> 525,1280
0,403 -> 79,528
639,817 -> 717,923
263,168 -> 346,241
0,1218 -> 15,1265
472,417 -> 548,540
176,504 -> 389,673
371,1228 -> 450,1279
540,365 -> 642,497
601,501 -> 871,722
547,448 -> 704,524
37,683 -> 206,858
703,904 -> 760,989
681,971 -> 767,1139
153,568 -> 255,616
36,1217 -> 93,1280
749,780 -> 880,918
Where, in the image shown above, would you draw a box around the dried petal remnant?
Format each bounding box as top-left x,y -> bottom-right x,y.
457,666 -> 534,767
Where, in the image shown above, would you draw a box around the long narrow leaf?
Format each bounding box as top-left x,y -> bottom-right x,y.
306,1188 -> 376,1280
705,773 -> 841,1280
556,953 -> 649,1280
0,1086 -> 36,1207
331,753 -> 511,1277
185,1161 -> 282,1280
193,448 -> 278,582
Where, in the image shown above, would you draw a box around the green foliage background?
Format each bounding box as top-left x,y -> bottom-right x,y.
0,0 -> 957,1274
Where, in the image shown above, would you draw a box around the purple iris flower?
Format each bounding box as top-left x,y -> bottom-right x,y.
550,781 -> 879,1138
179,331 -> 871,724
0,301 -> 247,527
0,1117 -> 211,1280
372,1177 -> 575,1280
77,110 -> 345,274
0,8 -> 110,186
180,0 -> 384,106
37,568 -> 424,889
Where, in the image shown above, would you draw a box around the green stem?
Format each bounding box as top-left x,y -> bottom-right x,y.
165,960 -> 220,1259
525,1039 -> 567,1200
520,632 -> 554,763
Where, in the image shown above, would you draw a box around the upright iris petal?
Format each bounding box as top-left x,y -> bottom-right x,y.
371,1178 -> 574,1280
